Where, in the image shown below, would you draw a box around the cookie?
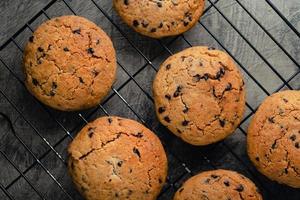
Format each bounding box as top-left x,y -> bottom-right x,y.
23,15 -> 117,111
174,169 -> 263,200
68,116 -> 168,200
247,90 -> 300,188
153,46 -> 246,145
113,0 -> 205,38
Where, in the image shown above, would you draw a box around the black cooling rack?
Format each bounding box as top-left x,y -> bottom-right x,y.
0,0 -> 299,199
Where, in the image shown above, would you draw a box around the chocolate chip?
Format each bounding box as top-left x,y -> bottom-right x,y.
32,78 -> 39,86
133,20 -> 139,27
166,64 -> 171,70
108,118 -> 113,124
225,83 -> 232,91
255,157 -> 260,162
117,161 -> 123,167
142,21 -> 149,28
63,47 -> 69,52
50,90 -> 55,96
284,168 -> 288,174
96,39 -> 100,45
203,73 -> 209,81
133,147 -> 141,158
271,142 -> 276,149
219,119 -> 226,127
73,28 -> 81,34
177,129 -> 182,134
295,142 -> 300,149
216,68 -> 225,80
159,178 -> 162,184
133,132 -> 143,138
164,116 -> 171,123
158,107 -> 166,113
115,192 -> 119,197
92,69 -> 99,77
87,48 -> 94,54
183,21 -> 189,26
283,98 -> 288,103
150,28 -> 157,33
29,36 -> 34,42
268,117 -> 275,123
182,120 -> 189,126
179,188 -> 184,193
88,132 -> 94,138
183,107 -> 189,113
208,47 -> 216,50
158,22 -> 163,28
204,178 -> 210,184
38,47 -> 44,52
211,174 -> 219,179
235,184 -> 244,192
193,74 -> 201,82
173,85 -> 183,97
157,2 -> 162,7
290,135 -> 296,141
224,180 -> 230,187
165,94 -> 171,100
52,82 -> 57,90
129,168 -> 132,173
79,77 -> 84,83
199,62 -> 203,67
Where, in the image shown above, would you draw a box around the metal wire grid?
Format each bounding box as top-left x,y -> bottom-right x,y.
0,0 -> 299,199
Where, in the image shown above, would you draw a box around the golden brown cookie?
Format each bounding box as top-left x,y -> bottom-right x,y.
153,46 -> 246,146
113,0 -> 205,38
23,15 -> 116,111
247,90 -> 300,188
68,116 -> 168,200
174,169 -> 263,200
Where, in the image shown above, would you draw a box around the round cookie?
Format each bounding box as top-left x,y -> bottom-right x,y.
113,0 -> 205,38
153,46 -> 246,145
23,15 -> 116,111
68,116 -> 168,200
174,169 -> 263,200
247,90 -> 300,188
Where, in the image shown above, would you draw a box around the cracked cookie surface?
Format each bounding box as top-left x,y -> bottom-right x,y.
153,46 -> 246,145
68,116 -> 168,200
174,169 -> 263,200
113,0 -> 205,38
23,15 -> 116,111
247,90 -> 300,188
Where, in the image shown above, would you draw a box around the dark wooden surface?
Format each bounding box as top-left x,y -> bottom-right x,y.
0,0 -> 299,200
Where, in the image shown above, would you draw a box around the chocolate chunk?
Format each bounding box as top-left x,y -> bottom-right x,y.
63,47 -> 69,52
268,117 -> 275,123
123,0 -> 129,5
96,39 -> 100,45
255,157 -> 260,162
150,28 -> 157,33
295,142 -> 300,149
166,64 -> 171,70
38,47 -> 44,52
182,120 -> 189,126
165,94 -> 171,100
108,118 -> 113,123
283,98 -> 288,103
73,28 -> 81,34
79,77 -> 84,83
32,78 -> 39,86
224,180 -> 230,187
183,21 -> 189,26
50,90 -> 55,96
133,20 -> 139,27
117,161 -> 123,167
142,21 -> 149,28
211,174 -> 219,179
225,83 -> 232,91
164,116 -> 171,123
52,82 -> 57,89
158,22 -> 163,28
173,85 -> 183,97
235,184 -> 244,192
88,132 -> 94,138
158,107 -> 166,113
87,48 -> 94,54
133,147 -> 141,158
219,119 -> 226,127
290,135 -> 296,141
159,178 -> 162,184
183,107 -> 189,113
157,2 -> 162,7
29,36 -> 34,42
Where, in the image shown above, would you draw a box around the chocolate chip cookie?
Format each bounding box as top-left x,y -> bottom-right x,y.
174,169 -> 263,200
68,116 -> 168,200
247,90 -> 300,188
113,0 -> 205,38
153,46 -> 246,145
23,15 -> 117,111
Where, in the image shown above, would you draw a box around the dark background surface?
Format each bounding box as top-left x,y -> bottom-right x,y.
0,0 -> 300,199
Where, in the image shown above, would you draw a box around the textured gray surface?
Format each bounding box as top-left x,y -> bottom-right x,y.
0,0 -> 299,200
